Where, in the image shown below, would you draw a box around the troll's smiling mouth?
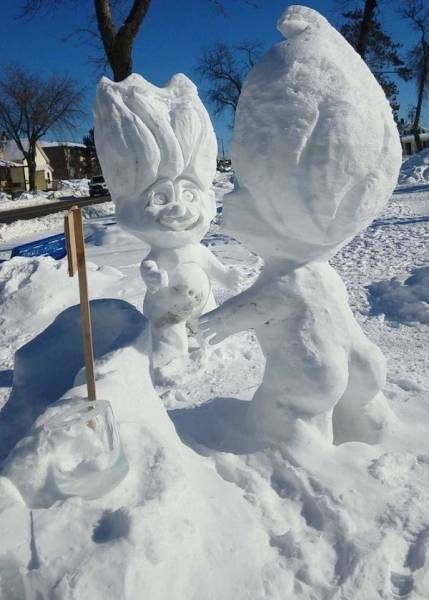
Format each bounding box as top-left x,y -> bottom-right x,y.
159,212 -> 200,232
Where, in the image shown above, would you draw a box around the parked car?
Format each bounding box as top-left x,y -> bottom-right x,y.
89,175 -> 109,197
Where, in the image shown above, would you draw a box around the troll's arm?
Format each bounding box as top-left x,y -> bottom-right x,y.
199,280 -> 287,344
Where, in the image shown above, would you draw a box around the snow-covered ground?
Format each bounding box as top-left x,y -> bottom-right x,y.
0,180 -> 91,212
0,180 -> 114,245
0,171 -> 428,598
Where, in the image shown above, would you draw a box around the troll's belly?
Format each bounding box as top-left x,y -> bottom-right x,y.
145,263 -> 211,325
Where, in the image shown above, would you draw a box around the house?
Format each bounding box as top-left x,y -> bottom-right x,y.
400,125 -> 429,156
0,157 -> 23,192
40,141 -> 88,181
0,140 -> 53,192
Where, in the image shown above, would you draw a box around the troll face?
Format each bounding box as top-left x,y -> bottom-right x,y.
94,73 -> 217,249
135,176 -> 215,248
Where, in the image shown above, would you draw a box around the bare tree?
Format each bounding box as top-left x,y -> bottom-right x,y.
20,0 -> 151,82
21,0 -> 259,83
94,0 -> 151,81
0,66 -> 84,190
398,0 -> 429,152
196,40 -> 263,119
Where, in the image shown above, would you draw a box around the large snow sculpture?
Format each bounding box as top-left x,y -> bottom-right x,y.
94,74 -> 238,379
200,5 -> 402,445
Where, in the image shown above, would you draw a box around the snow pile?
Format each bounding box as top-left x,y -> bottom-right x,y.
399,149 -> 429,185
1,295 -> 429,598
213,170 -> 234,193
0,255 -> 129,371
55,178 -> 90,198
0,180 -> 90,212
0,192 -> 12,203
368,266 -> 429,325
0,303 -> 281,599
0,191 -> 57,211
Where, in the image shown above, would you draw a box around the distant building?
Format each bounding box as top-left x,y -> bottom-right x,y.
40,141 -> 88,181
0,140 -> 53,192
399,124 -> 429,156
0,156 -> 23,192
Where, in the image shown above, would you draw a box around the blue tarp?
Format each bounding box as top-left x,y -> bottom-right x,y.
0,233 -> 67,262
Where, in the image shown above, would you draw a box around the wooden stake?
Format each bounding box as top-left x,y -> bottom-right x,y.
64,207 -> 96,401
64,212 -> 77,277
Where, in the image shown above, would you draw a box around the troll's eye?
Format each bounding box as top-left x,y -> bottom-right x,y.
182,188 -> 198,203
152,192 -> 169,206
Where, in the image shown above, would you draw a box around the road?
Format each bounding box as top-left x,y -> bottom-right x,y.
0,195 -> 111,224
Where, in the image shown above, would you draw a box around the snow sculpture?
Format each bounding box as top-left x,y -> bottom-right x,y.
94,74 -> 239,379
200,5 -> 402,445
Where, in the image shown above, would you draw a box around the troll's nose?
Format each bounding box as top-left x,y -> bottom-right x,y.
166,202 -> 187,218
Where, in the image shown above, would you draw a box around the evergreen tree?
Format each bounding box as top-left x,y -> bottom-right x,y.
340,4 -> 407,120
83,128 -> 101,178
398,0 -> 429,153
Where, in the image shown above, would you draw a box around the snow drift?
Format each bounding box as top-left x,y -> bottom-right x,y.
399,149 -> 429,186
368,266 -> 429,325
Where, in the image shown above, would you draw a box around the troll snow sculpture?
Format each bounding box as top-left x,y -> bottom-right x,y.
200,6 -> 402,445
94,74 -> 238,380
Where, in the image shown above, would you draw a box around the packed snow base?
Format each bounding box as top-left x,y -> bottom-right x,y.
0,168 -> 428,599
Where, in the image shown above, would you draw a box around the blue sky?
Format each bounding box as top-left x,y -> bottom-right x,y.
0,0 -> 422,153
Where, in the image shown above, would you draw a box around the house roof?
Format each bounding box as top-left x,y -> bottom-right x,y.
0,158 -> 22,167
40,141 -> 86,149
2,139 -> 51,166
2,140 -> 27,162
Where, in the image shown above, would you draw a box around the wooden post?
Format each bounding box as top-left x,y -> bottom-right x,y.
64,207 -> 97,401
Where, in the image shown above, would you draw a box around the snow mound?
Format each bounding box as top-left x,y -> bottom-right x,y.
0,256 -> 124,369
0,179 -> 90,212
1,304 -> 429,598
1,302 -> 280,599
399,150 -> 429,185
55,178 -> 90,198
368,266 -> 429,325
0,192 -> 12,203
0,191 -> 57,212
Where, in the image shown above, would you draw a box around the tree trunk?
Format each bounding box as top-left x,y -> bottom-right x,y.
412,48 -> 429,154
110,38 -> 133,82
26,146 -> 37,191
94,0 -> 151,82
356,0 -> 378,59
